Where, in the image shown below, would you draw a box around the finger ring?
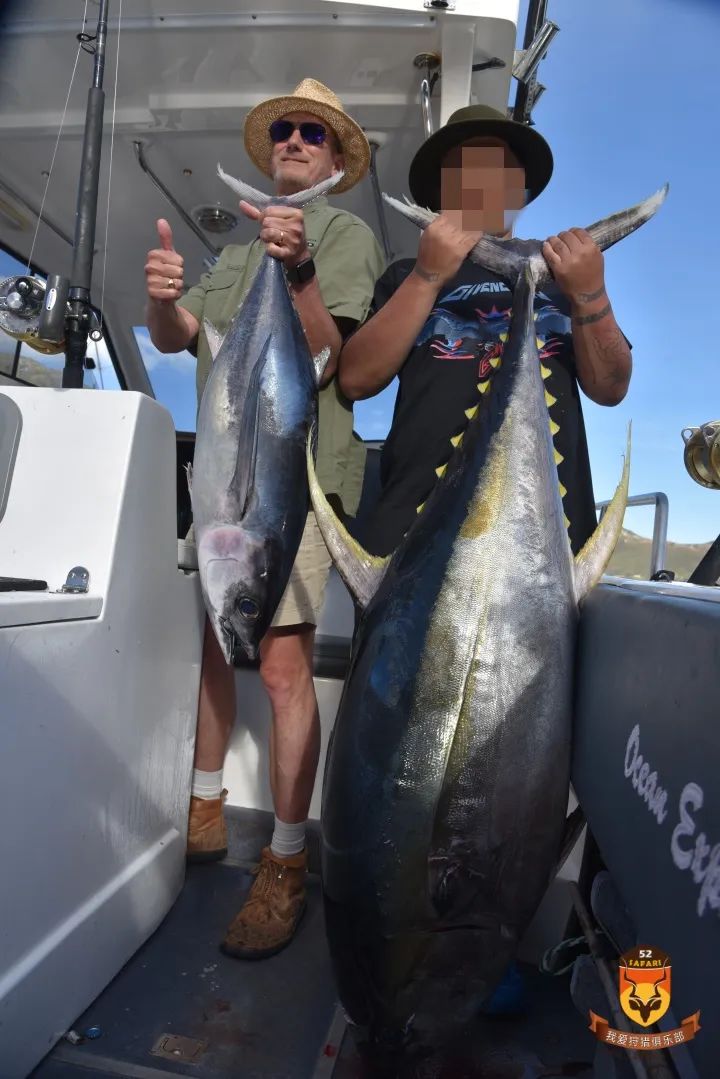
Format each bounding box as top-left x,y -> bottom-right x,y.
168,278 -> 175,290
278,230 -> 285,246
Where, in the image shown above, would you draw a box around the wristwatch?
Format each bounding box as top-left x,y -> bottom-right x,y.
286,257 -> 316,286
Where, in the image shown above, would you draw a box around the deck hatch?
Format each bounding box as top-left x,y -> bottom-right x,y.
150,1033 -> 208,1062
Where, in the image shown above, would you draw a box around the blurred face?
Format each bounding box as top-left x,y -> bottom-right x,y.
440,138 -> 526,235
270,110 -> 344,195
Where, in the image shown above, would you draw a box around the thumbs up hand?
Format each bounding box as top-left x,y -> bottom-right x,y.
145,218 -> 185,303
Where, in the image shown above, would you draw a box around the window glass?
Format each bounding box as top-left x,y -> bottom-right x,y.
131,325 -> 398,439
0,247 -> 120,390
133,327 -> 197,432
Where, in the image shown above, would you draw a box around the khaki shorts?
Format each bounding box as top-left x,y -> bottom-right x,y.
183,511 -> 331,628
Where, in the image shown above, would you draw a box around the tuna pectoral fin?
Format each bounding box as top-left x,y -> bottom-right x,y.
573,425 -> 631,602
312,346 -> 331,387
306,432 -> 389,608
203,319 -> 225,363
233,336 -> 272,518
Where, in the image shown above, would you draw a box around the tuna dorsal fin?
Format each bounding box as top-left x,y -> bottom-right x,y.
232,336 -> 273,518
312,346 -> 331,387
306,431 -> 389,608
574,425 -> 631,602
217,165 -> 343,210
203,318 -> 225,363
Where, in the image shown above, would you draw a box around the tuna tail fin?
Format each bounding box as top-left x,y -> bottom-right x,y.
381,193 -> 436,230
381,192 -> 529,283
584,184 -> 669,255
306,430 -> 389,608
217,165 -> 344,210
203,318 -> 225,363
573,424 -> 631,602
382,185 -> 669,287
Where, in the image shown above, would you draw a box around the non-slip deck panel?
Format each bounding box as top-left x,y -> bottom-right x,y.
33,861 -> 337,1079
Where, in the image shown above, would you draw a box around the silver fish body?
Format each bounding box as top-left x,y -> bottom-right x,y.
191,170 -> 338,662
310,188 -> 666,1064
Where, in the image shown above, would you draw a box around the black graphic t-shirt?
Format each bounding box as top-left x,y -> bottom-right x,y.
360,259 -> 602,558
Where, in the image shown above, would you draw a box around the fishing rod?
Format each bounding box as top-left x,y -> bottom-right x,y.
59,0 -> 109,388
0,1 -> 110,381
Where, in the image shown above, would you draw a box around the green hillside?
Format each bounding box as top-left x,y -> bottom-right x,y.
0,347 -> 62,387
607,529 -> 713,582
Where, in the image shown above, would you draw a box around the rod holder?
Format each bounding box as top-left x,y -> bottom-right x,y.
512,20 -> 559,84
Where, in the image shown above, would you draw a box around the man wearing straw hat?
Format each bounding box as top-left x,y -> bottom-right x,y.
145,79 -> 384,959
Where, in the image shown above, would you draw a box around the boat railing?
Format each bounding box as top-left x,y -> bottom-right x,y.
596,491 -> 669,579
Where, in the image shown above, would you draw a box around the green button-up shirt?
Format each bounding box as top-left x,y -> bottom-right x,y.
178,197 -> 384,517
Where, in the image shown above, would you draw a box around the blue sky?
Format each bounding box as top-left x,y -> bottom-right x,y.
509,0 -> 720,542
2,0 -> 718,541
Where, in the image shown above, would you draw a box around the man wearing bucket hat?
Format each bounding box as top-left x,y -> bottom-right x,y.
145,79 -> 384,960
339,104 -> 632,563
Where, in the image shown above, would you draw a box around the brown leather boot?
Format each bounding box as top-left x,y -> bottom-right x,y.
221,846 -> 307,959
186,791 -> 228,863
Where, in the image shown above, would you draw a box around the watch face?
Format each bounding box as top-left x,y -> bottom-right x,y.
290,258 -> 315,284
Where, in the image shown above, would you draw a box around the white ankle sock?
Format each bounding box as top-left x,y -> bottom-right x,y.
270,817 -> 306,858
191,768 -> 223,800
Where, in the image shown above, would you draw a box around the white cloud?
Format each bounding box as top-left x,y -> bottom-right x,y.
133,327 -> 196,374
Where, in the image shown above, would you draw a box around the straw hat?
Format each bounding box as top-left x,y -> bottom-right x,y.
243,78 -> 370,194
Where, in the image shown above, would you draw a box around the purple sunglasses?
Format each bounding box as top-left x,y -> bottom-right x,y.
269,119 -> 330,147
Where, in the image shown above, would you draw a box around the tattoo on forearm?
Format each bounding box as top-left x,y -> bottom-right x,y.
413,264 -> 441,283
607,364 -> 629,386
581,325 -> 631,389
575,284 -> 607,304
573,302 -> 611,326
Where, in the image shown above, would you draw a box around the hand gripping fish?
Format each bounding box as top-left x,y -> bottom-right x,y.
189,166 -> 339,663
308,185 -> 668,1069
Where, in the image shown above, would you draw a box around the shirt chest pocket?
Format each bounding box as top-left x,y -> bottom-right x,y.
203,269 -> 241,329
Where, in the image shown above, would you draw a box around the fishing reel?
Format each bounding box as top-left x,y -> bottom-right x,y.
0,274 -> 102,356
682,421 -> 720,489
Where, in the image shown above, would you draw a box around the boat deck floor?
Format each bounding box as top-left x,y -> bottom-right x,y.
32,816 -> 596,1079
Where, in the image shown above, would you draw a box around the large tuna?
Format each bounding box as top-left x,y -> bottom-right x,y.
308,187 -> 667,1070
190,167 -> 339,663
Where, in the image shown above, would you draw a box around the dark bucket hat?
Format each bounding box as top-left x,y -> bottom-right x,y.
408,104 -> 554,212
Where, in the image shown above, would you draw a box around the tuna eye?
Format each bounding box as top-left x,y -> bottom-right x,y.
239,598 -> 259,621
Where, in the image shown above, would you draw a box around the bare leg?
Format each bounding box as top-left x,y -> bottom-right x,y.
259,624 -> 319,824
220,624 -> 317,957
193,618 -> 236,771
